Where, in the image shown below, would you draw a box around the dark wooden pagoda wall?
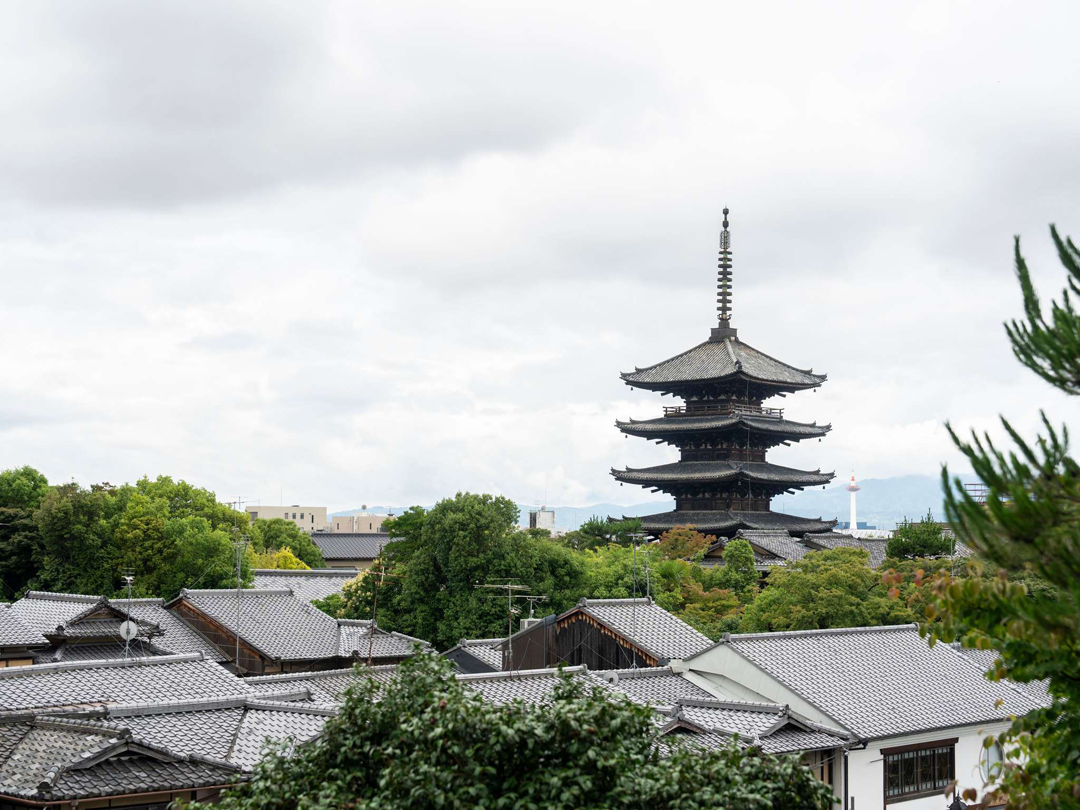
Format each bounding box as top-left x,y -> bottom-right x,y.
677,495 -> 771,511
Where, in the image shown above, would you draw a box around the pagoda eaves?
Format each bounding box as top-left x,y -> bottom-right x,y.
611,208 -> 835,539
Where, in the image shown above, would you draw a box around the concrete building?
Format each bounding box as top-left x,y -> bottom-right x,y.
246,505 -> 328,534
528,506 -> 555,531
331,513 -> 389,533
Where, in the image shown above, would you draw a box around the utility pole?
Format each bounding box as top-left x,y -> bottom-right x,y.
628,532 -> 647,669
225,496 -> 252,674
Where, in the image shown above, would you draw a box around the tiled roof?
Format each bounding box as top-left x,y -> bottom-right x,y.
577,598 -> 712,661
311,534 -> 386,561
336,620 -> 430,659
45,754 -> 238,800
613,460 -> 833,487
0,715 -> 244,801
954,646 -> 1052,705
252,569 -> 360,603
621,337 -> 826,390
80,697 -> 335,772
639,510 -> 837,537
732,529 -> 811,562
660,697 -> 849,755
246,665 -> 401,702
0,654 -> 253,712
0,605 -> 49,649
10,593 -> 226,662
595,667 -> 717,706
615,414 -> 830,440
713,625 -> 1047,739
174,589 -> 341,662
35,641 -> 169,663
443,638 -> 505,670
701,539 -> 786,570
457,666 -> 617,706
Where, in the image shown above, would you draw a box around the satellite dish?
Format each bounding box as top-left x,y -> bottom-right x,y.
604,672 -> 619,685
118,620 -> 139,641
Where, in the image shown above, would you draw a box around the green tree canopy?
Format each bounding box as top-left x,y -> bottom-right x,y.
249,518 -> 325,568
0,466 -> 49,510
930,226 -> 1080,806
885,509 -> 955,560
336,493 -> 587,648
715,537 -> 759,600
26,476 -> 249,600
741,547 -> 914,633
656,526 -> 712,560
194,653 -> 833,810
564,515 -> 643,550
0,466 -> 50,597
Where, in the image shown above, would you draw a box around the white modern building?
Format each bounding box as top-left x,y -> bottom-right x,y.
330,513 -> 389,533
528,506 -> 555,531
245,505 -> 328,534
675,624 -> 1043,809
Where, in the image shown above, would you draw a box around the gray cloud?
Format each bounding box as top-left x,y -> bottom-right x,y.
1,0 -> 1078,512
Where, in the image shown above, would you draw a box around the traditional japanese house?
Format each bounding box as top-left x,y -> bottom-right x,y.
9,592 -> 227,664
500,597 -> 711,671
0,607 -> 48,668
613,210 -> 836,538
166,589 -> 429,675
442,638 -> 505,674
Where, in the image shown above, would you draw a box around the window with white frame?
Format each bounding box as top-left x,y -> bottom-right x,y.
981,740 -> 1004,781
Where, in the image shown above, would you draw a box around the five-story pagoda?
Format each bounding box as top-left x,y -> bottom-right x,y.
612,209 -> 836,538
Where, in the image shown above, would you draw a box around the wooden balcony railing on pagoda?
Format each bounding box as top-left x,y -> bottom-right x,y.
662,402 -> 784,420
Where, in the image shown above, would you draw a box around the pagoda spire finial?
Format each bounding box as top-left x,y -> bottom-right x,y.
711,207 -> 737,340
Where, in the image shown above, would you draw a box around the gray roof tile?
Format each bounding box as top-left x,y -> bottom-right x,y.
639,510 -> 837,536
717,625 -> 1047,739
457,666 -> 617,706
621,337 -> 826,390
616,414 -> 830,439
245,665 -> 400,702
577,598 -> 712,661
311,534 -> 386,561
0,654 -> 253,711
10,594 -> 226,662
594,667 -> 716,706
443,638 -> 504,670
613,460 -> 832,487
175,589 -> 341,661
252,569 -> 360,603
0,605 -> 49,649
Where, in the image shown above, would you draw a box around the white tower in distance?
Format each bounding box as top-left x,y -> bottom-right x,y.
845,474 -> 861,531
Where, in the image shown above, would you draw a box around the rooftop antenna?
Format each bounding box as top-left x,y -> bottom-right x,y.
712,207 -> 736,340
474,579 -> 536,670
118,571 -> 137,660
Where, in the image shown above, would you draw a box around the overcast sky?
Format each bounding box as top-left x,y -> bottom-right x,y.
1,1 -> 1078,513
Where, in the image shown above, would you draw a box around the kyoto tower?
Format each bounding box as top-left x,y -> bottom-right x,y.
846,474 -> 861,531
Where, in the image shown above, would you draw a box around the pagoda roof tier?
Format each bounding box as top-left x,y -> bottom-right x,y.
621,336 -> 826,394
615,413 -> 830,443
611,460 -> 834,489
636,510 -> 838,538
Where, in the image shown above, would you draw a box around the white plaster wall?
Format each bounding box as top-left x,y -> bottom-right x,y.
847,723 -> 1009,810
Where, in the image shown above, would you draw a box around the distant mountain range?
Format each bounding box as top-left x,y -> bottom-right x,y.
332,473 -> 977,532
